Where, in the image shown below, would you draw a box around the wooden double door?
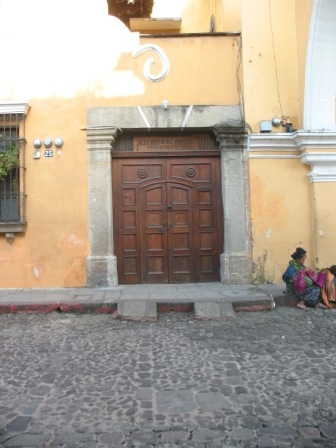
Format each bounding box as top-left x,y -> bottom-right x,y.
113,156 -> 223,284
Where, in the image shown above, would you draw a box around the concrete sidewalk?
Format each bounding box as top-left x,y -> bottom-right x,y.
0,283 -> 297,320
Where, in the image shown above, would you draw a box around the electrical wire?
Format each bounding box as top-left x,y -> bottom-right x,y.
234,36 -> 246,127
268,0 -> 283,118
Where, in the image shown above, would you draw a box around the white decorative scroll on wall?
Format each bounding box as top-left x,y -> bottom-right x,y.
132,44 -> 170,82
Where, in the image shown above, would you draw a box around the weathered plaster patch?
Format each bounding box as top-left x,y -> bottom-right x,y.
68,233 -> 85,248
33,265 -> 44,278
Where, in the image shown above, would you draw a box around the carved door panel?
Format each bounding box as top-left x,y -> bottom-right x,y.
166,182 -> 194,283
113,156 -> 222,284
141,181 -> 194,283
141,182 -> 169,283
167,158 -> 222,282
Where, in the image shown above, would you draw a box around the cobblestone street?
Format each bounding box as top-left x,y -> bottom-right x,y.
1,308 -> 336,447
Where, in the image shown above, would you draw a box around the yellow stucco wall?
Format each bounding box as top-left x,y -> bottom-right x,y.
0,99 -> 90,287
249,155 -> 313,283
241,0 -> 336,284
250,152 -> 336,284
241,0 -> 300,132
244,0 -> 336,284
0,32 -> 240,287
127,35 -> 241,106
0,0 -> 333,288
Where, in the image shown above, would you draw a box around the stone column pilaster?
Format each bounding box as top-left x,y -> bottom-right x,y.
213,126 -> 251,284
300,132 -> 336,268
86,127 -> 121,287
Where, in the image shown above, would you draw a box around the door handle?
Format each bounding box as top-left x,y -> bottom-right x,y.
167,204 -> 172,211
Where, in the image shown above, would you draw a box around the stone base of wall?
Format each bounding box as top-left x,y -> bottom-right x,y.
220,253 -> 251,285
86,255 -> 118,288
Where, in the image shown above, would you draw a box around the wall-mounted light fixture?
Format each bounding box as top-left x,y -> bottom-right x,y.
33,139 -> 42,159
264,116 -> 293,132
272,116 -> 281,127
54,137 -> 63,148
33,139 -> 43,149
33,137 -> 64,158
44,138 -> 53,148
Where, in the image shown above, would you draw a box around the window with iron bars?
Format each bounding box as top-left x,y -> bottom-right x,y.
0,113 -> 27,230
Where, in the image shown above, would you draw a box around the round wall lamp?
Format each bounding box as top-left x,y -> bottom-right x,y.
33,138 -> 43,149
54,137 -> 64,148
272,117 -> 281,127
44,138 -> 53,148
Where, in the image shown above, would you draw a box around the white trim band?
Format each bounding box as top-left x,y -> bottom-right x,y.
248,131 -> 336,182
0,101 -> 30,115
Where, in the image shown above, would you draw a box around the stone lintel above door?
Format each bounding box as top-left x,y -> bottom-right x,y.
87,105 -> 243,131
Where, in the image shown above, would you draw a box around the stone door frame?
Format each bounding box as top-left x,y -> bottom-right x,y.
86,105 -> 251,287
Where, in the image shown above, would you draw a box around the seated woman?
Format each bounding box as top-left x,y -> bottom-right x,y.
282,247 -> 328,310
319,265 -> 336,308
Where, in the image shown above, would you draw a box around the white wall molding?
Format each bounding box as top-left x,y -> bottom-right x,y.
0,101 -> 30,115
293,131 -> 336,151
248,133 -> 297,151
249,131 -> 336,152
249,131 -> 336,182
301,152 -> 336,182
